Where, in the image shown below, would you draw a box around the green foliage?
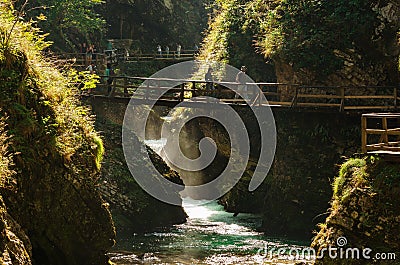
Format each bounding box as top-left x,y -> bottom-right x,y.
198,0 -> 276,81
0,0 -> 104,176
92,135 -> 104,171
251,0 -> 380,75
333,158 -> 367,199
19,0 -> 105,51
67,69 -> 100,91
202,0 -> 399,79
102,0 -> 209,52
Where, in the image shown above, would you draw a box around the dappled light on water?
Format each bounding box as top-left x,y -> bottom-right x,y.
109,199 -> 309,264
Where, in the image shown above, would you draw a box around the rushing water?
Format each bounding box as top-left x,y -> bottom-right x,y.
109,198 -> 311,265
108,139 -> 311,264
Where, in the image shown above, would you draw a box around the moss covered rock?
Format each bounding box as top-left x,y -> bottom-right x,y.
0,3 -> 115,264
0,119 -> 32,265
312,157 -> 400,264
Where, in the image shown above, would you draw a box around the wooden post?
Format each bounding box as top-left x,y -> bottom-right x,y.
123,76 -> 128,97
145,82 -> 149,100
192,81 -> 196,97
180,84 -> 185,102
339,87 -> 345,112
361,115 -> 367,153
290,85 -> 299,108
382,116 -> 389,144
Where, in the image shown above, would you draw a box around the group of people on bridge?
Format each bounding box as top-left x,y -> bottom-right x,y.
156,44 -> 199,58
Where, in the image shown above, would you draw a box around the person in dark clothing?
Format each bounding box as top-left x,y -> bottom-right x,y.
205,67 -> 214,91
105,63 -> 115,96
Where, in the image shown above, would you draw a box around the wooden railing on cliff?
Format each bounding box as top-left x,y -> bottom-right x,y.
86,75 -> 400,112
361,113 -> 400,154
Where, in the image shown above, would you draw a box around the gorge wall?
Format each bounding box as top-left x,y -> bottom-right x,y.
194,107 -> 361,239
85,97 -> 187,236
0,4 -> 115,264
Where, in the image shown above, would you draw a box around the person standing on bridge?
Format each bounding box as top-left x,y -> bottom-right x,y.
235,66 -> 248,99
165,45 -> 170,58
86,44 -> 93,66
105,63 -> 115,96
205,67 -> 214,91
157,44 -> 162,57
177,44 -> 181,57
106,41 -> 113,57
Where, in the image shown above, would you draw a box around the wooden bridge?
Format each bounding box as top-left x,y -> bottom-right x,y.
81,76 -> 400,157
83,75 -> 400,112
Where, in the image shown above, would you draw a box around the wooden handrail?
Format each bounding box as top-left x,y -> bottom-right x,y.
361,113 -> 400,154
82,75 -> 400,111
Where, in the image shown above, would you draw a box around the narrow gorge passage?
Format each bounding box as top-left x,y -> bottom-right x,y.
108,138 -> 309,264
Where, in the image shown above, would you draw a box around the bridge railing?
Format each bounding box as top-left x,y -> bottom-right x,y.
126,51 -> 195,62
361,113 -> 400,154
92,76 -> 289,102
56,50 -> 195,67
87,76 -> 400,111
55,53 -> 107,68
291,85 -> 399,111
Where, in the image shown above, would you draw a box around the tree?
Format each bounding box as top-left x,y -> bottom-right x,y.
20,0 -> 105,51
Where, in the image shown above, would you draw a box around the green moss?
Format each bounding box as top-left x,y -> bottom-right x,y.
93,135 -> 104,170
333,158 -> 366,199
313,156 -> 400,264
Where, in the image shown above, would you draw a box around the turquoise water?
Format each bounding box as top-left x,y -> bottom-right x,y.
109,199 -> 311,264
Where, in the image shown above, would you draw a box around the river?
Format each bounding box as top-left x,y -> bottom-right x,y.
108,198 -> 312,264
108,139 -> 312,264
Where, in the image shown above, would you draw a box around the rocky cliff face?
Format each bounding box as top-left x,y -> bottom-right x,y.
85,98 -> 187,235
263,111 -> 360,239
0,120 -> 32,265
95,117 -> 187,235
0,4 -> 115,264
312,157 -> 400,264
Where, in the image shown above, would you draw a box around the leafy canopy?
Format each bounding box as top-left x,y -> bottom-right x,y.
20,0 -> 105,50
249,0 -> 380,74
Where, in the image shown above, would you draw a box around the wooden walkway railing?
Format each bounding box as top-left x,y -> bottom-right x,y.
291,85 -> 399,111
56,51 -> 195,67
125,50 -> 196,62
361,113 -> 400,154
85,75 -> 400,112
55,53 -> 107,67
